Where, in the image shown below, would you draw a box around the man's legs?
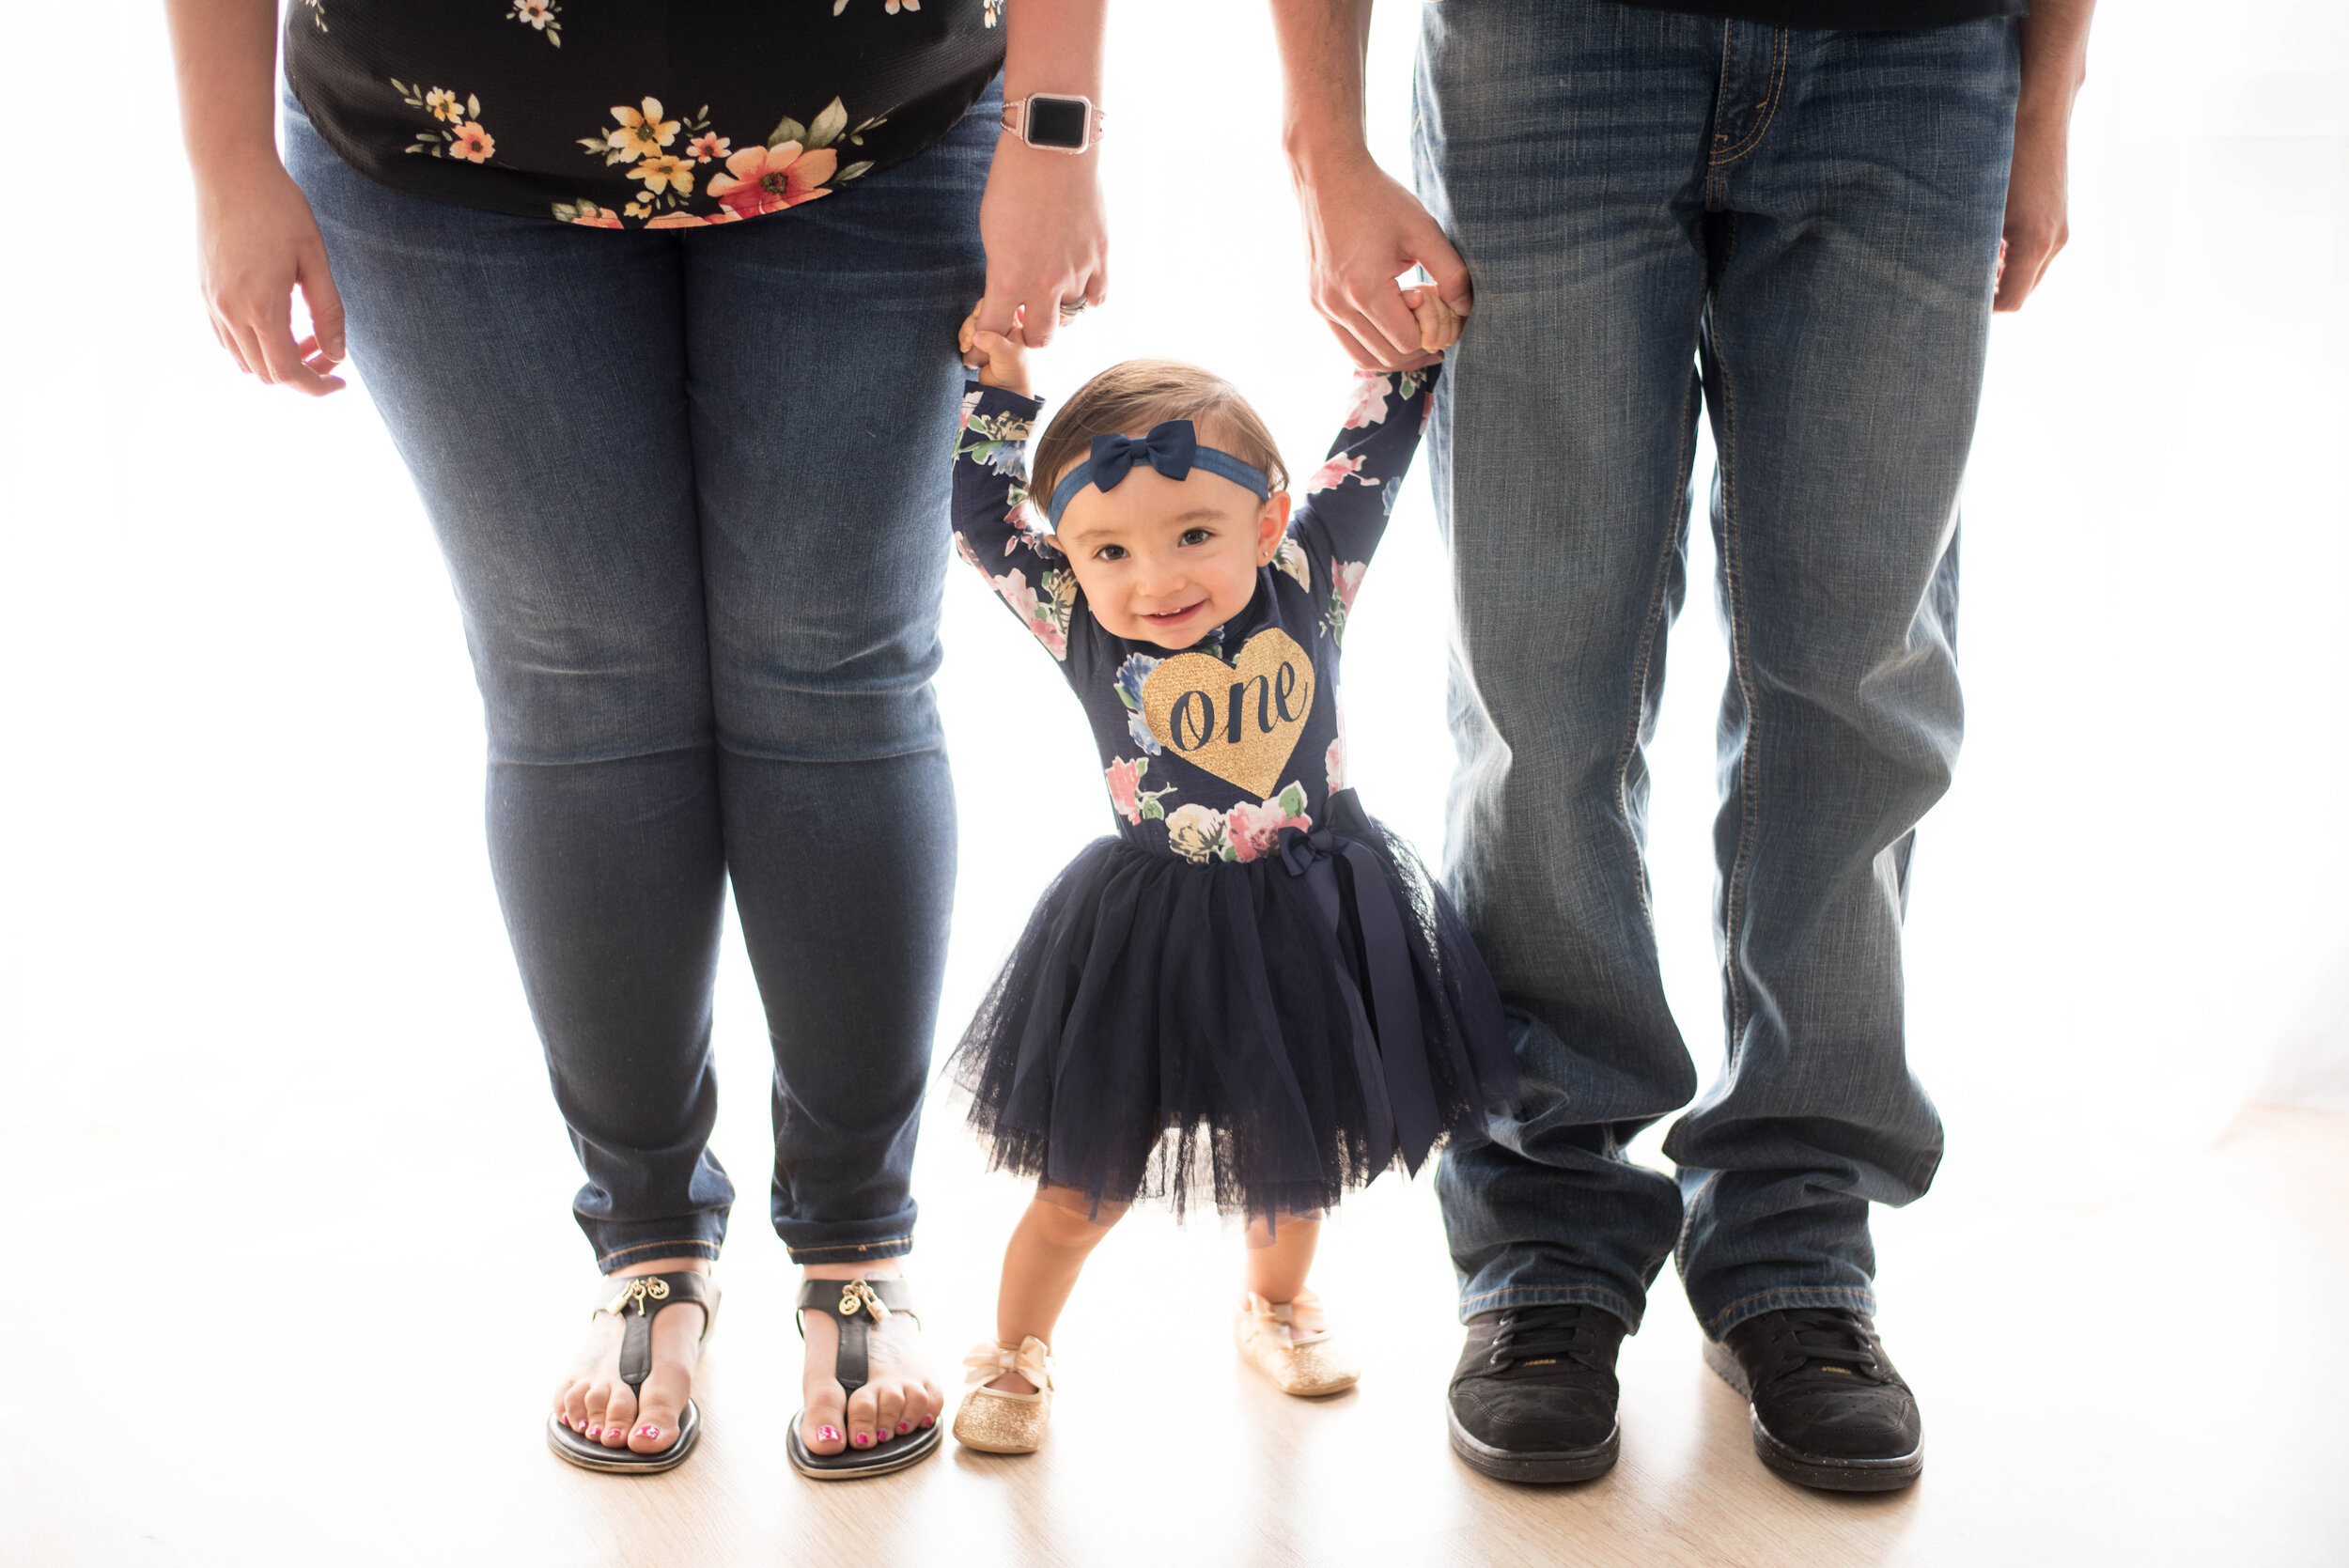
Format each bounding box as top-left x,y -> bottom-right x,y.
1670,18 -> 2018,1336
1417,0 -> 1722,1336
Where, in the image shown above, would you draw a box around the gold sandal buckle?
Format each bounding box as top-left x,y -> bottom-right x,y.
603,1276 -> 672,1317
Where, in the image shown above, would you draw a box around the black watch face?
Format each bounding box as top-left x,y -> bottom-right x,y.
1026,97 -> 1089,150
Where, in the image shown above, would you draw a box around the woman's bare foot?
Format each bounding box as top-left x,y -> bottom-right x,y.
551,1257 -> 711,1455
798,1262 -> 944,1455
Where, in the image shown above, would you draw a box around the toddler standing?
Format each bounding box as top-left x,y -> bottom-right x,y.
944,301 -> 1515,1453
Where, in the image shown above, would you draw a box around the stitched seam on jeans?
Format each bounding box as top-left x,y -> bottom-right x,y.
1673,1165 -> 1723,1278
1701,1283 -> 1876,1339
1459,1282 -> 1640,1317
1712,27 -> 1789,167
788,1234 -> 914,1257
1713,292 -> 1763,1096
596,1237 -> 722,1267
1610,367 -> 1702,934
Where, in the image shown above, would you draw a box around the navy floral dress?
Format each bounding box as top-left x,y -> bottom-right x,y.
948,366 -> 1517,1222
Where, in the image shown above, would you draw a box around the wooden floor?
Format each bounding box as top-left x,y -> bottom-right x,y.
4,1102 -> 2344,1566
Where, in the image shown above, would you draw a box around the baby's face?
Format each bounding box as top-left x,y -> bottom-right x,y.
1049,461 -> 1291,649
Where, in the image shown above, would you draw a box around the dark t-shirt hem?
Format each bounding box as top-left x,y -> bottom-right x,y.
1609,0 -> 2027,30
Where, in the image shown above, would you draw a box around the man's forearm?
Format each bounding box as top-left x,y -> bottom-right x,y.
2016,0 -> 2093,122
1271,0 -> 1376,178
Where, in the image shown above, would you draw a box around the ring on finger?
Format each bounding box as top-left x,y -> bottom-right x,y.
1056,298 -> 1087,319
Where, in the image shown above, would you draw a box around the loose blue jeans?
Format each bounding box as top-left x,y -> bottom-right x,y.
287,86 -> 996,1271
1415,4 -> 2017,1336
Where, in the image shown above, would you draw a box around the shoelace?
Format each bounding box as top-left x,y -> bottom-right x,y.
1486,1304 -> 1600,1373
1767,1308 -> 1887,1383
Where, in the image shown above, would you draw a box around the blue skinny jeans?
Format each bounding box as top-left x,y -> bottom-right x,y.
287,86 -> 997,1272
1416,4 -> 2018,1337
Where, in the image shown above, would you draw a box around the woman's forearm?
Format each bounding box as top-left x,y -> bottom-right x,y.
1002,0 -> 1107,110
165,0 -> 283,184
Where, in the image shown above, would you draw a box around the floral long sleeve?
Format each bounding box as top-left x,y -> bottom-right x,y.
953,383 -> 1079,663
1289,366 -> 1439,649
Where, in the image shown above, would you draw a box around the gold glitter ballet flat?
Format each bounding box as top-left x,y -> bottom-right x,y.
953,1336 -> 1055,1453
1234,1289 -> 1360,1397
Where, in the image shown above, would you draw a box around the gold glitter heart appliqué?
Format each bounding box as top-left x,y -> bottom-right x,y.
1140,629 -> 1316,799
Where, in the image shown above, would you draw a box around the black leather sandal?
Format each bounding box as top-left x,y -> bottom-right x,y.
545,1271 -> 720,1475
786,1276 -> 942,1480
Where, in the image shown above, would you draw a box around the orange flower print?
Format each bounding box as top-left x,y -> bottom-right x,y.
448,121 -> 495,163
708,143 -> 837,219
606,99 -> 680,163
686,132 -> 732,165
393,82 -> 492,162
629,152 -> 693,197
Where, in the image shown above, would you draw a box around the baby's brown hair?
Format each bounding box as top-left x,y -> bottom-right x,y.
1032,360 -> 1289,520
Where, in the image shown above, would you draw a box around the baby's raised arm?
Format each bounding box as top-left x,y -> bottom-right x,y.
1290,359 -> 1444,591
951,326 -> 1077,663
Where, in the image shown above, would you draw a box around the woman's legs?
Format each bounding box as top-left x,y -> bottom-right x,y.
288,112 -> 733,1454
679,86 -> 999,1454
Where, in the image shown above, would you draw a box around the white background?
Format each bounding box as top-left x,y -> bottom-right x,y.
2,3 -> 2345,1562
3,0 -> 2344,1393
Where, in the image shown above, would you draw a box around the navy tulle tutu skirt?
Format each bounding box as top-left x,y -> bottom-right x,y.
950,791 -> 1517,1221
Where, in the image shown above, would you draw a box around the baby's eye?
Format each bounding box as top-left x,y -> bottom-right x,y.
1178,527 -> 1214,547
1093,543 -> 1128,562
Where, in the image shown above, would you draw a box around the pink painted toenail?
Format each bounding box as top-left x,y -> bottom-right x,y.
852,1433 -> 870,1447
920,1416 -> 935,1427
637,1425 -> 660,1438
586,1426 -> 601,1438
896,1421 -> 911,1434
817,1425 -> 841,1443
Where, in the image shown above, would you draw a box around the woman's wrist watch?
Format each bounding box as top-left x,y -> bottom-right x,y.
1001,94 -> 1105,155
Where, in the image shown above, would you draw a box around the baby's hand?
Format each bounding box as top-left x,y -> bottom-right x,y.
959,303 -> 1034,396
1401,286 -> 1463,354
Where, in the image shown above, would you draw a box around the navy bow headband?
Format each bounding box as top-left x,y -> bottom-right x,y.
1044,419 -> 1272,527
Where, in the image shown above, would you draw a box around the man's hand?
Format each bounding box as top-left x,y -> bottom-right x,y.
959,305 -> 1034,396
1294,154 -> 1471,370
1996,0 -> 2093,313
1272,0 -> 1470,372
1994,107 -> 2068,312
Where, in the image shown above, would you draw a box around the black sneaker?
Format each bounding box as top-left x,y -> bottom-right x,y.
1445,1304 -> 1626,1483
1703,1307 -> 1923,1492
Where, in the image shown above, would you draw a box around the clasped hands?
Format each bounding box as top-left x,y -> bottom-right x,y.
957,281 -> 1463,400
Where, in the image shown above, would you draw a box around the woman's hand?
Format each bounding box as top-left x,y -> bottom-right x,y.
167,0 -> 346,395
196,158 -> 348,396
971,133 -> 1108,359
972,0 -> 1108,358
959,305 -> 1034,396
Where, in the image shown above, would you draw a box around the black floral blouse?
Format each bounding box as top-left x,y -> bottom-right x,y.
950,368 -> 1439,863
285,1 -> 1004,230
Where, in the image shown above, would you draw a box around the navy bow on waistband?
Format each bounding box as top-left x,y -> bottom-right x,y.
1274,817 -> 1443,1176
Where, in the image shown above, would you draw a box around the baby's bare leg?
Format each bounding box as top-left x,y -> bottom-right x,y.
990,1187 -> 1127,1391
1243,1215 -> 1323,1331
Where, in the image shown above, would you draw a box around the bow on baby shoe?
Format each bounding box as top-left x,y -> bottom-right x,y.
964,1336 -> 1053,1389
1248,1288 -> 1330,1344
